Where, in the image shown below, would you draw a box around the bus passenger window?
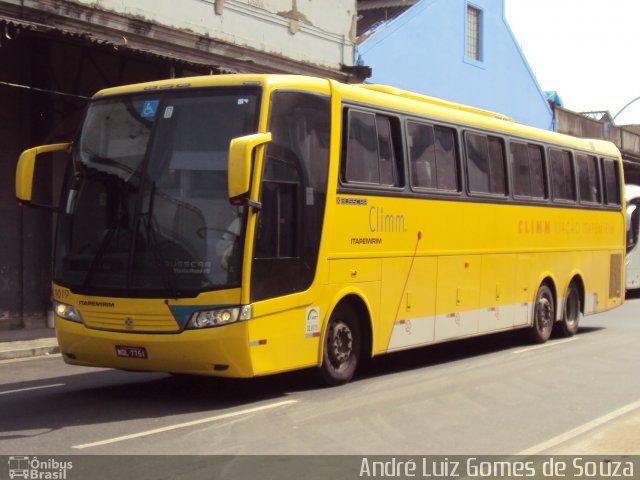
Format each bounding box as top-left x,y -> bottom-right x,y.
408,121 -> 436,189
510,142 -> 546,199
342,110 -> 403,187
465,132 -> 506,195
376,116 -> 399,186
511,142 -> 530,196
528,144 -> 546,198
488,137 -> 506,194
408,121 -> 459,192
345,111 -> 379,183
549,148 -> 576,201
434,126 -> 459,191
602,158 -> 621,205
577,154 -> 601,203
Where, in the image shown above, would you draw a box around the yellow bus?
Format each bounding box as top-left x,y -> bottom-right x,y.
16,74 -> 625,385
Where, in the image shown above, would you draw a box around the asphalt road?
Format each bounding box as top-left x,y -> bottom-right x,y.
1,296 -> 639,457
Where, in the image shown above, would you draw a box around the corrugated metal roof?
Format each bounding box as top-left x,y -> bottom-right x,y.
357,0 -> 419,38
0,15 -> 227,73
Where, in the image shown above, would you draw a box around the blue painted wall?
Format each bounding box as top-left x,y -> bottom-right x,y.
359,0 -> 553,130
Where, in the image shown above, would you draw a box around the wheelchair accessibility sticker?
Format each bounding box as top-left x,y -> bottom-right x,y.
140,100 -> 159,118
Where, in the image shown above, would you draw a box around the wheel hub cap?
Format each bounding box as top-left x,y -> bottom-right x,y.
331,323 -> 353,364
539,297 -> 552,329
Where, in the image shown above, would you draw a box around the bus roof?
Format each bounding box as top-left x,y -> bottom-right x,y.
92,74 -> 331,98
93,73 -> 621,158
357,84 -> 514,122
336,80 -> 621,158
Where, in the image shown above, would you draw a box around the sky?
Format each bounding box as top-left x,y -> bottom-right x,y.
504,0 -> 640,125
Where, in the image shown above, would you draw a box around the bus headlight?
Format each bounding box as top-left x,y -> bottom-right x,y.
187,305 -> 252,329
54,301 -> 83,323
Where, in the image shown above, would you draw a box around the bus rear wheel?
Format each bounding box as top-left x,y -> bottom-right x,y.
320,304 -> 361,386
528,284 -> 554,343
557,282 -> 581,337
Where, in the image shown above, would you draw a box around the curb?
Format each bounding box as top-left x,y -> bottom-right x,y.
0,340 -> 60,361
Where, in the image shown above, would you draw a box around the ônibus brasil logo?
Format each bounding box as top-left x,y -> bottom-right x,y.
8,456 -> 73,479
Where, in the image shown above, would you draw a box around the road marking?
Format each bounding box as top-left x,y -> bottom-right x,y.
0,383 -> 65,395
72,398 -> 299,449
517,398 -> 640,455
512,337 -> 578,354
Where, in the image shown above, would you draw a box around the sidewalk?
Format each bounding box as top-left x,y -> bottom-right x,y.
0,327 -> 59,360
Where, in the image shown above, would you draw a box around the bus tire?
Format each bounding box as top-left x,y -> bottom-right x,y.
320,304 -> 361,386
528,284 -> 554,344
557,281 -> 581,337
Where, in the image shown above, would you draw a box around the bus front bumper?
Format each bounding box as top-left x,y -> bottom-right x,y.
55,317 -> 253,377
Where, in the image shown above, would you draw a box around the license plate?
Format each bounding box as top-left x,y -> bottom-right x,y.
115,345 -> 148,359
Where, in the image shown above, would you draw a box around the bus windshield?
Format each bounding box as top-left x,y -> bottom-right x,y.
54,88 -> 260,297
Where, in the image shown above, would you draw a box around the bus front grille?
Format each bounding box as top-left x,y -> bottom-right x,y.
81,310 -> 180,332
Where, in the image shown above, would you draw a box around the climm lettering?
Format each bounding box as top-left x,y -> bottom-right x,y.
518,219 -> 550,235
369,206 -> 406,233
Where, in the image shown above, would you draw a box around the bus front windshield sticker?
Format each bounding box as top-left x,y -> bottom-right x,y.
141,100 -> 159,118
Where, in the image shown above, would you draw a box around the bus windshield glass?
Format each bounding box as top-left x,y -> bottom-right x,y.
54,88 -> 260,297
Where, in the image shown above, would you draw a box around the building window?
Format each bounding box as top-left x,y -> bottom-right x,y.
466,5 -> 482,61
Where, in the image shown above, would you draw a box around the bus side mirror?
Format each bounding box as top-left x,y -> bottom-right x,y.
228,132 -> 272,205
16,143 -> 70,207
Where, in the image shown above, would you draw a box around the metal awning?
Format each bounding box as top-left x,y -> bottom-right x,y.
0,10 -> 358,82
0,15 -> 229,73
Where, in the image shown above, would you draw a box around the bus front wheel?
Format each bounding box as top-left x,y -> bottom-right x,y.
320,304 -> 361,386
557,282 -> 581,337
529,284 -> 555,343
